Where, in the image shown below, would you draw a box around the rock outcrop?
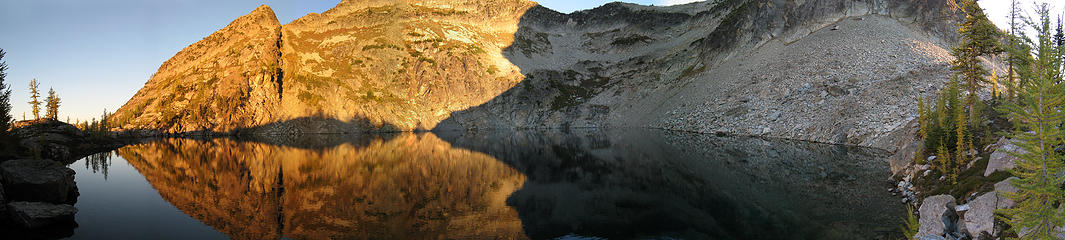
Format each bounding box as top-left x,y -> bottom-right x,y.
0,159 -> 77,204
916,194 -> 964,239
108,0 -> 974,151
11,119 -> 119,162
5,202 -> 77,229
986,137 -> 1022,177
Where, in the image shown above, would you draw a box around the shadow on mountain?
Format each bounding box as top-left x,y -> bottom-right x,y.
433,3 -> 702,131
435,128 -> 901,239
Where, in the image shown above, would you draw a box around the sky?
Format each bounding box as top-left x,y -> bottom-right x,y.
0,0 -> 1055,122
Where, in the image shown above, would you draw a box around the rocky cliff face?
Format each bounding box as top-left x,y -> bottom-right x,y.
437,0 -> 971,151
112,0 -> 534,134
111,5 -> 283,133
113,0 -> 971,150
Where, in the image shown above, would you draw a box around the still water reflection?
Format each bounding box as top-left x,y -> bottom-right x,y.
68,129 -> 903,239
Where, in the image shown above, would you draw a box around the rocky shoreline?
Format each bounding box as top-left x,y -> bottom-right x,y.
0,120 -> 125,237
891,136 -> 1022,240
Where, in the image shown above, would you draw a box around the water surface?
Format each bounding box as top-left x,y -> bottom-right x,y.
67,129 -> 903,239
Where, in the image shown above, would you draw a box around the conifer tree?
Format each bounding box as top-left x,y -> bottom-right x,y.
1004,0 -> 1026,100
45,87 -> 59,120
937,145 -> 951,176
997,5 -> 1065,239
951,0 -> 1003,127
900,205 -> 920,240
0,49 -> 11,138
27,78 -> 40,120
954,98 -> 970,183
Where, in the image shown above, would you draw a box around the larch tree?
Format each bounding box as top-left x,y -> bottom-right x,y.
997,4 -> 1065,239
951,0 -> 1002,127
1004,0 -> 1026,100
45,87 -> 60,120
27,78 -> 40,120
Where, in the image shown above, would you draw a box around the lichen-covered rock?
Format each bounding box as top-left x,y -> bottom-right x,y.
6,201 -> 77,228
964,192 -> 998,237
916,195 -> 957,239
986,137 -> 1023,177
995,177 -> 1020,209
0,159 -> 77,204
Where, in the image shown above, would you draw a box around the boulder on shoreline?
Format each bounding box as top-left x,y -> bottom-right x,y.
964,191 -> 999,237
5,201 -> 77,229
916,195 -> 968,239
0,159 -> 78,204
985,137 -> 1022,177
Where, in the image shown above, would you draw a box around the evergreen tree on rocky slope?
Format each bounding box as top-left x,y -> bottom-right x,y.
45,87 -> 60,120
0,48 -> 11,138
998,5 -> 1065,239
27,78 -> 40,120
951,0 -> 1002,126
1004,0 -> 1027,100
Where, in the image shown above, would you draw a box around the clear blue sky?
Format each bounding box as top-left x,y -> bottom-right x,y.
0,0 -> 1047,122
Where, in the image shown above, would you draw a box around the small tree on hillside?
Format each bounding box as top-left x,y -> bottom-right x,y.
27,78 -> 40,120
1003,0 -> 1027,101
997,5 -> 1065,239
951,0 -> 1003,127
45,87 -> 60,120
0,48 -> 12,138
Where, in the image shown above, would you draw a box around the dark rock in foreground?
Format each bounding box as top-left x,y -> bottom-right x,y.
5,201 -> 77,229
0,159 -> 77,204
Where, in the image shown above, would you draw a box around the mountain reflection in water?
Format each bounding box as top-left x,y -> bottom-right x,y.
70,129 -> 902,239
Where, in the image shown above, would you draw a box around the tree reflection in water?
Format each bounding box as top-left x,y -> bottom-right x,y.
84,151 -> 113,179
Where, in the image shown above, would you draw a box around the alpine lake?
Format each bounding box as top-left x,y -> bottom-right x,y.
62,129 -> 904,239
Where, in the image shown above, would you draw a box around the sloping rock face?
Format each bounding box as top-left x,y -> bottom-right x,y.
438,0 -> 968,151
110,5 -> 284,133
273,0 -> 534,132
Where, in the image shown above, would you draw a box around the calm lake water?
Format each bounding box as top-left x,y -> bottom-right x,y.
65,129 -> 903,239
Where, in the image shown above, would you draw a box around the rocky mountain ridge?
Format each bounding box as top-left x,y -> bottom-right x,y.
112,0 -> 970,151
